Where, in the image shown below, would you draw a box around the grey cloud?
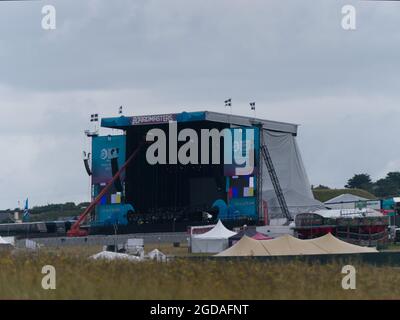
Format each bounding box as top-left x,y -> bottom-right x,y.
0,0 -> 398,207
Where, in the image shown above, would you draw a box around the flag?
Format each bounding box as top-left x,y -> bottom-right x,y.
23,198 -> 30,222
250,102 -> 256,110
90,114 -> 99,122
224,99 -> 232,107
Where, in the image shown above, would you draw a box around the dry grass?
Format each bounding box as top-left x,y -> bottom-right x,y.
0,247 -> 399,300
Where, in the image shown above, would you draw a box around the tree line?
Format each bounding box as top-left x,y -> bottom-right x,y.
315,172 -> 400,198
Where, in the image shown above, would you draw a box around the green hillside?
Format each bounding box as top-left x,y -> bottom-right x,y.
0,202 -> 89,223
313,188 -> 377,203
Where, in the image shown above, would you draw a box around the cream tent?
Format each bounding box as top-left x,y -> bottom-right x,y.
307,233 -> 378,254
261,235 -> 326,256
218,236 -> 268,256
216,233 -> 377,257
191,220 -> 237,253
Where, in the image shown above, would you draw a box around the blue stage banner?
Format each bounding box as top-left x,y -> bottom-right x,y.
92,135 -> 126,185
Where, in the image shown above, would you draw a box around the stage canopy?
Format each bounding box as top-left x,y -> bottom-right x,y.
262,131 -> 325,219
217,233 -> 378,257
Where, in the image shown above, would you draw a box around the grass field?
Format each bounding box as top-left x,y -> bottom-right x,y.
0,247 -> 399,300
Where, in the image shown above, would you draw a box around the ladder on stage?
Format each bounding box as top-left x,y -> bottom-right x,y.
260,143 -> 293,223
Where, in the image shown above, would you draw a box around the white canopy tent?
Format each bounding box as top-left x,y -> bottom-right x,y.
0,236 -> 14,251
148,249 -> 167,262
324,193 -> 370,210
191,220 -> 237,253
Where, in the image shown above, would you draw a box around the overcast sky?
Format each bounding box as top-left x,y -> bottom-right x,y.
0,0 -> 398,208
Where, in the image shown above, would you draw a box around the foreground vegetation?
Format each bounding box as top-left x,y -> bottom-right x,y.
0,249 -> 399,300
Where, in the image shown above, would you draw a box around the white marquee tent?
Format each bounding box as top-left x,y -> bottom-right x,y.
324,193 -> 370,210
148,249 -> 167,262
191,220 -> 237,253
0,236 -> 14,251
